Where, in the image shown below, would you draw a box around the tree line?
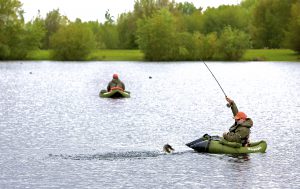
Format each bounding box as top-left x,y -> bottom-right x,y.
1,0 -> 300,61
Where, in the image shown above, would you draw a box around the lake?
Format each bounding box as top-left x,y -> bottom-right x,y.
0,61 -> 299,188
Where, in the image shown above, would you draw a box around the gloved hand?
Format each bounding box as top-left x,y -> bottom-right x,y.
226,97 -> 233,103
226,97 -> 233,107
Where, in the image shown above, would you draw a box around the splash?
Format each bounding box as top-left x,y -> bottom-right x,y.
48,151 -> 163,161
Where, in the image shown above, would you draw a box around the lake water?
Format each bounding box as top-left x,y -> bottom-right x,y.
0,61 -> 299,188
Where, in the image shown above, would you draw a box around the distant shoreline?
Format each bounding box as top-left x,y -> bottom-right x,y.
22,49 -> 299,62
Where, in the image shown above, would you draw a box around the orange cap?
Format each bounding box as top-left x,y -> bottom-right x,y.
113,74 -> 118,79
234,112 -> 247,120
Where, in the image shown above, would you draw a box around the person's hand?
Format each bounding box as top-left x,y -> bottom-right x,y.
226,97 -> 233,104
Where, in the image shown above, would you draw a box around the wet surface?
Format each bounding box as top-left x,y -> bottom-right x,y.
0,61 -> 299,188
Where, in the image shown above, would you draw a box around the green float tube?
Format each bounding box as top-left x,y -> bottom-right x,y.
186,134 -> 267,154
99,88 -> 130,98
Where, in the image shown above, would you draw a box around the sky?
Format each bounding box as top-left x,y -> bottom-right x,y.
20,0 -> 242,23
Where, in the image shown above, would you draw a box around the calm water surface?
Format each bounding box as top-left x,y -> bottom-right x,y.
0,61 -> 299,188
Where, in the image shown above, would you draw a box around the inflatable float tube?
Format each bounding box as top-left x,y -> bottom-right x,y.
99,88 -> 130,98
186,134 -> 267,154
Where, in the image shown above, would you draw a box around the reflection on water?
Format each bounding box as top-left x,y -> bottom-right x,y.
225,154 -> 250,163
0,61 -> 300,188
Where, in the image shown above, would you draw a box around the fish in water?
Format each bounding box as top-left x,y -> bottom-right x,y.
163,144 -> 174,153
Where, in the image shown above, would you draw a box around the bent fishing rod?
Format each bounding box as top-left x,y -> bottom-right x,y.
201,60 -> 231,107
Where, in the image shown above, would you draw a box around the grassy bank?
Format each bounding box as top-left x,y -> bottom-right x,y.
26,49 -> 144,61
26,49 -> 299,62
242,49 -> 299,61
26,50 -> 52,60
88,49 -> 144,61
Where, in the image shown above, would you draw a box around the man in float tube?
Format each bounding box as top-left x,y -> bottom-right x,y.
107,73 -> 125,91
223,97 -> 253,146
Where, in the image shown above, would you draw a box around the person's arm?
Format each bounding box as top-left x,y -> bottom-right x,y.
226,97 -> 238,116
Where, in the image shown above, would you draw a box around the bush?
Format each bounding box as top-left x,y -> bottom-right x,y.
218,26 -> 250,60
136,9 -> 178,61
50,23 -> 96,60
192,32 -> 218,60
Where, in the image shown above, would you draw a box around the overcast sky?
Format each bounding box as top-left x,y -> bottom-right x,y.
20,0 -> 241,22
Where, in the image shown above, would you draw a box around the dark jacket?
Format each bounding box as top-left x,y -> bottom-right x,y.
107,78 -> 125,91
223,101 -> 252,145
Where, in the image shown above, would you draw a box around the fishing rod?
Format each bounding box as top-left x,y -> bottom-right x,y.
202,60 -> 227,97
201,60 -> 231,108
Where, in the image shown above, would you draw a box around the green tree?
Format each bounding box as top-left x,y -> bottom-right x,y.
43,9 -> 69,49
24,11 -> 46,50
192,32 -> 218,60
137,9 -> 177,61
117,12 -> 138,49
174,2 -> 203,33
86,21 -> 106,49
240,0 -> 259,9
99,23 -> 119,49
50,23 -> 96,60
202,5 -> 249,35
175,2 -> 198,15
175,32 -> 194,60
117,0 -> 176,50
218,26 -> 250,60
85,10 -> 119,49
0,0 -> 27,59
285,2 -> 300,53
250,0 -> 293,48
105,9 -> 114,24
134,0 -> 168,18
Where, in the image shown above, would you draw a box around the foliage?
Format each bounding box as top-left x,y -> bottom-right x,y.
105,9 -> 114,24
133,0 -> 175,18
50,23 -> 96,60
180,11 -> 203,33
43,9 -> 69,49
24,12 -> 46,50
85,21 -> 119,49
284,2 -> 300,53
85,21 -> 105,49
0,0 -> 44,59
250,0 -> 293,48
201,5 -> 250,35
175,32 -> 193,60
117,12 -> 138,49
218,26 -> 250,60
192,32 -> 218,60
175,2 -> 199,15
137,9 -> 177,61
99,23 -> 119,49
3,0 -> 300,61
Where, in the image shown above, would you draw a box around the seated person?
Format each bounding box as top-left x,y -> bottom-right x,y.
223,97 -> 253,146
107,74 -> 125,91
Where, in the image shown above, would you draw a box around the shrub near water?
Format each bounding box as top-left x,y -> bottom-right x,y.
137,9 -> 178,61
218,26 -> 250,60
50,23 -> 96,60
